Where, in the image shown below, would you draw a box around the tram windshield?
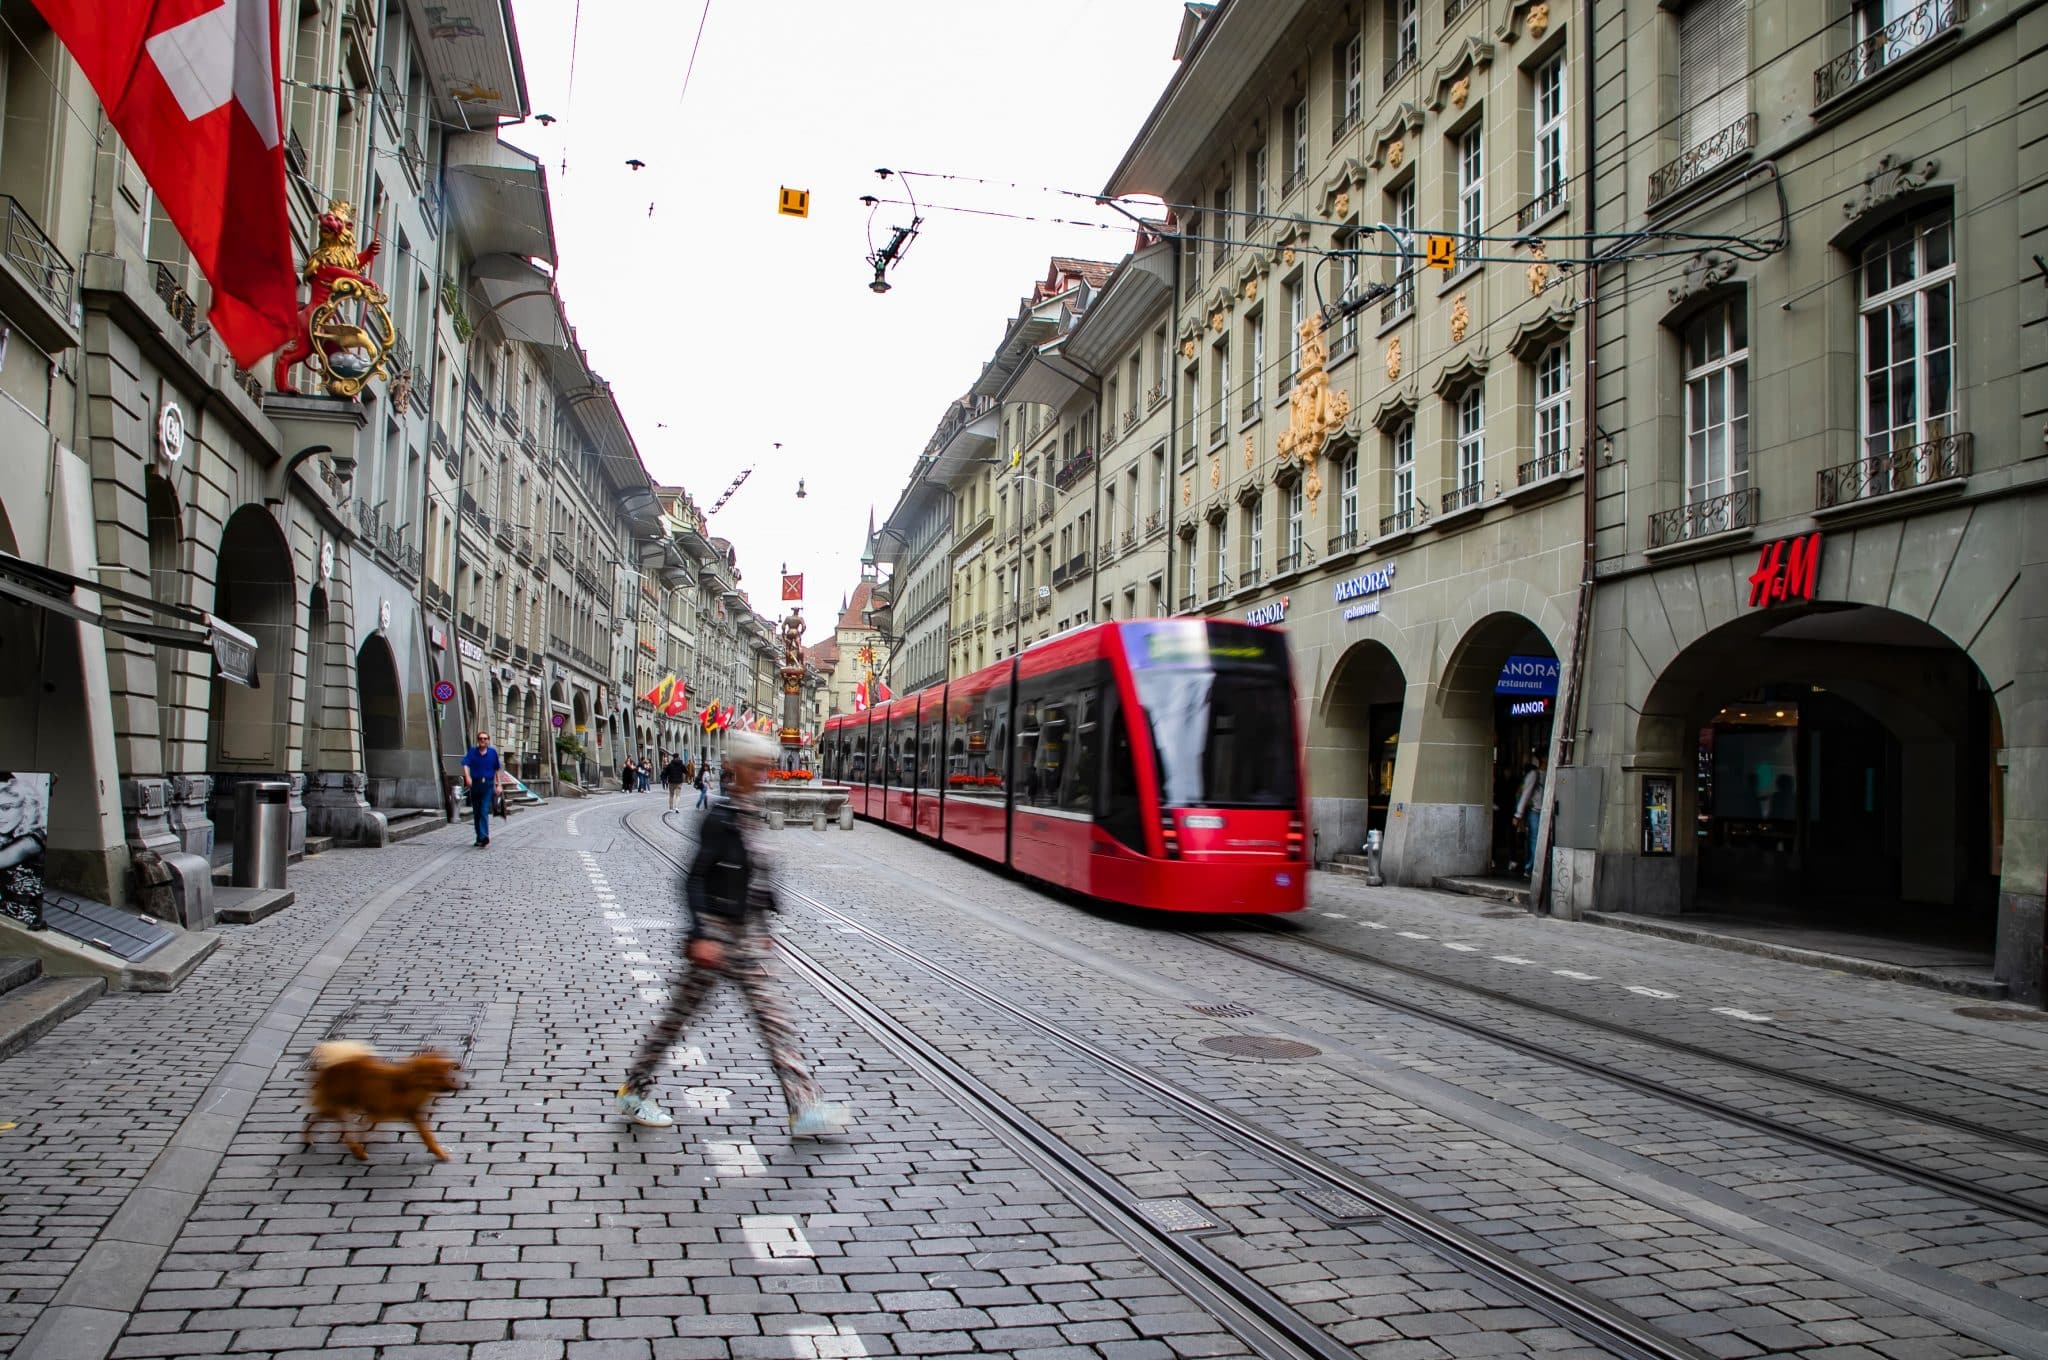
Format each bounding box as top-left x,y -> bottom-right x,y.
1125,622 -> 1299,809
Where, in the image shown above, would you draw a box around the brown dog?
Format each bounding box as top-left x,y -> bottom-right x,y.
303,1039 -> 462,1161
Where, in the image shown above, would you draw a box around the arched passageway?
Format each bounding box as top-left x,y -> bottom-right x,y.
1314,639 -> 1406,857
145,473 -> 184,770
1632,603 -> 2001,952
207,506 -> 299,861
357,634 -> 405,806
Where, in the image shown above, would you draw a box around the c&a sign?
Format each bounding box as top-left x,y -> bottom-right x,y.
1748,531 -> 1822,608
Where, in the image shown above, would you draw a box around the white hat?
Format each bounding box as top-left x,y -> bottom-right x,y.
725,730 -> 778,765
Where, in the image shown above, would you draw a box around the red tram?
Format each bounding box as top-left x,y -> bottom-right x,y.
819,619 -> 1307,913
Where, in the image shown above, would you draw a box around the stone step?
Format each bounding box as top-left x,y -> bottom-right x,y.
1325,862 -> 1377,882
0,975 -> 105,1061
1432,875 -> 1531,907
214,887 -> 295,925
386,813 -> 444,845
0,954 -> 40,999
304,835 -> 335,856
1331,852 -> 1371,867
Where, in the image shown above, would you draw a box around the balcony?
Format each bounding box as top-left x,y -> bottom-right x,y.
1649,114 -> 1757,206
1444,0 -> 1475,23
1327,528 -> 1361,556
973,611 -> 987,632
401,545 -> 423,582
1039,501 -> 1055,525
1281,169 -> 1305,200
1207,580 -> 1231,603
1380,286 -> 1414,328
1274,546 -> 1314,576
1035,593 -> 1051,615
1649,486 -> 1759,549
400,127 -> 426,186
1380,506 -> 1417,536
1240,391 -> 1260,422
1441,481 -> 1483,515
458,612 -> 486,641
1815,0 -> 1958,106
1179,593 -> 1199,613
954,509 -> 994,548
1517,184 -> 1569,230
376,66 -> 402,125
514,643 -> 531,666
1383,49 -> 1416,91
1816,433 -> 1970,510
356,498 -> 382,539
1148,380 -> 1168,410
1123,409 -> 1140,435
1054,446 -> 1096,493
1517,443 -> 1578,488
1121,527 -> 1137,552
1145,512 -> 1164,540
0,196 -> 75,325
1067,550 -> 1090,578
1240,566 -> 1262,591
152,261 -> 200,339
493,631 -> 512,655
424,579 -> 451,611
1051,563 -> 1071,588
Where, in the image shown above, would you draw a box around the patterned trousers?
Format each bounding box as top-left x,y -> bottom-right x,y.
624,919 -> 818,1111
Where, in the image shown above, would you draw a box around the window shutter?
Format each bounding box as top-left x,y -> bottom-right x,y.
1679,0 -> 1748,146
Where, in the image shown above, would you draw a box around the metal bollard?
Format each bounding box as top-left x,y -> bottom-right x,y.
232,781 -> 291,889
1364,828 -> 1384,887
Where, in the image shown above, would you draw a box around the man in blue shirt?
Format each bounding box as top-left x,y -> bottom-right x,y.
461,730 -> 502,847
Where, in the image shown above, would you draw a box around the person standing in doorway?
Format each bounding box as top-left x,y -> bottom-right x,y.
1512,748 -> 1547,881
616,731 -> 847,1135
664,751 -> 688,810
461,731 -> 501,847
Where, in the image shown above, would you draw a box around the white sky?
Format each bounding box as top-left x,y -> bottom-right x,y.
499,1 -> 1184,642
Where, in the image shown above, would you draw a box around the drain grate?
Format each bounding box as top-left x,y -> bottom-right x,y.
317,1000 -> 486,1064
1295,1185 -> 1379,1225
1481,909 -> 1524,920
1132,1198 -> 1217,1233
1954,1005 -> 2048,1024
1200,1034 -> 1322,1061
1189,1001 -> 1256,1018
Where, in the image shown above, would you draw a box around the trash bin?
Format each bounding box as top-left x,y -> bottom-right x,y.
232,781 -> 291,889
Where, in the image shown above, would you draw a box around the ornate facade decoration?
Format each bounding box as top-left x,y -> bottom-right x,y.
1449,77 -> 1470,109
1282,244 -> 1297,266
1666,250 -> 1737,305
1210,454 -> 1222,489
1210,308 -> 1227,333
1242,434 -> 1254,470
1277,315 -> 1351,514
1182,474 -> 1192,506
1388,140 -> 1404,168
1449,293 -> 1470,344
1334,190 -> 1350,218
275,199 -> 397,400
1182,336 -> 1198,360
1242,276 -> 1257,302
1528,3 -> 1550,37
1386,337 -> 1402,382
1842,153 -> 1940,225
1526,241 -> 1550,297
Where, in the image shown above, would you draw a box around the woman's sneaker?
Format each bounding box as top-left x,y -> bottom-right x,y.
615,1085 -> 675,1128
789,1101 -> 848,1137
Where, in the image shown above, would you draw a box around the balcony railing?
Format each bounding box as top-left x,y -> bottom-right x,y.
1381,286 -> 1414,327
1240,566 -> 1263,590
376,66 -> 402,123
1274,545 -> 1315,576
973,611 -> 988,632
1035,593 -> 1051,615
514,643 -> 531,666
458,611 -> 484,640
285,129 -> 308,178
1517,184 -> 1569,229
1518,443 -> 1577,487
152,261 -> 200,339
424,580 -> 451,610
1147,380 -> 1168,410
1055,446 -> 1096,492
1380,506 -> 1417,536
1145,511 -> 1164,539
1,196 -> 75,317
954,510 -> 994,547
1067,551 -> 1090,578
1817,432 -> 1970,509
1051,563 -> 1071,588
1444,0 -> 1475,23
1123,409 -> 1140,434
1383,50 -> 1417,91
400,127 -> 426,183
1281,169 -> 1305,199
1039,501 -> 1055,525
1441,481 -> 1483,514
1179,593 -> 1199,613
1121,527 -> 1137,551
1649,114 -> 1757,205
493,631 -> 512,654
1327,528 -> 1361,556
1649,485 -> 1759,548
1207,580 -> 1231,602
356,498 -> 382,538
1815,0 -> 1958,105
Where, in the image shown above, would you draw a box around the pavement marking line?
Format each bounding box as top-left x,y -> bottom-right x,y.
1363,922 -> 1387,929
685,1086 -> 732,1112
740,1212 -> 816,1259
630,968 -> 659,982
1492,955 -> 1537,965
1441,942 -> 1477,952
10,807 -> 558,1360
1627,986 -> 1679,999
667,1045 -> 706,1068
1553,969 -> 1599,980
1396,931 -> 1431,940
784,1323 -> 871,1359
638,987 -> 666,1003
1712,1006 -> 1775,1022
1323,912 -> 1348,920
706,1139 -> 766,1175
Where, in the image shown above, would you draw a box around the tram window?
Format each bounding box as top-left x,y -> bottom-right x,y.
1062,689 -> 1099,814
1100,702 -> 1145,849
988,682 -> 1011,794
919,711 -> 941,791
851,733 -> 867,783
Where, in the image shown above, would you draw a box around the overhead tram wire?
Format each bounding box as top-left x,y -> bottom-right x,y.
677,0 -> 714,107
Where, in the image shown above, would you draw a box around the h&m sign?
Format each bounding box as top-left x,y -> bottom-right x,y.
1748,531 -> 1822,608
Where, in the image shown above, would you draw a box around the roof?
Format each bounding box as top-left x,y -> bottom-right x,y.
807,638 -> 841,668
836,582 -> 877,633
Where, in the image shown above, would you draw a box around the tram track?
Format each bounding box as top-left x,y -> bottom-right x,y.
624,806 -> 1713,1360
1189,924 -> 2048,1231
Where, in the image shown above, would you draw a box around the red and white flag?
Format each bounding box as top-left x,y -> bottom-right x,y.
851,681 -> 868,712
34,0 -> 298,366
662,680 -> 690,717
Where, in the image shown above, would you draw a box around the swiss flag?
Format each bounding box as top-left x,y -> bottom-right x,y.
34,0 -> 298,367
781,573 -> 803,602
851,682 -> 868,713
662,680 -> 690,717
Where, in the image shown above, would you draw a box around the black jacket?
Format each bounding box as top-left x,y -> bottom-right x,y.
685,800 -> 773,940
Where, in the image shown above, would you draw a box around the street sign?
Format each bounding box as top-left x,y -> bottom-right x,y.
778,186 -> 810,218
551,713 -> 567,729
433,680 -> 456,704
1425,235 -> 1456,270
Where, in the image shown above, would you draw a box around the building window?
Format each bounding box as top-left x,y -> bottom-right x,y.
1456,125 -> 1484,261
1679,0 -> 1748,149
1285,479 -> 1304,561
1683,299 -> 1749,504
1532,54 -> 1567,220
1212,184 -> 1231,267
1183,211 -> 1202,287
1285,276 -> 1304,385
1181,366 -> 1200,463
1210,339 -> 1231,444
1387,0 -> 1419,86
1247,500 -> 1264,579
1455,387 -> 1485,498
1247,142 -> 1268,218
1335,225 -> 1361,354
1391,420 -> 1416,528
1245,310 -> 1264,419
1334,34 -> 1363,138
1861,209 -> 1956,457
1153,448 -> 1168,523
1534,342 -> 1571,477
1287,98 -> 1309,192
1390,180 -> 1417,314
1213,518 -> 1230,592
1339,455 -> 1359,542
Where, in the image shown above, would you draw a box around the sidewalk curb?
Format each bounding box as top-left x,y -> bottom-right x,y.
1581,910 -> 2008,1000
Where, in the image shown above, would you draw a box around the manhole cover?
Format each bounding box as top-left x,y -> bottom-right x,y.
1132,1198 -> 1216,1233
1200,1034 -> 1322,1061
1954,1005 -> 2048,1024
1295,1186 -> 1378,1224
1189,1001 -> 1256,1018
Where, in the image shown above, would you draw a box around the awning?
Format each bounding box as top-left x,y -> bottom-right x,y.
999,343 -> 1091,409
0,553 -> 259,686
445,134 -> 556,263
469,253 -> 569,352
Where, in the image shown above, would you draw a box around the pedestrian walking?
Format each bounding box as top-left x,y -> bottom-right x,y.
461,731 -> 501,847
617,731 -> 847,1136
693,762 -> 708,809
664,751 -> 688,810
1512,749 -> 1547,881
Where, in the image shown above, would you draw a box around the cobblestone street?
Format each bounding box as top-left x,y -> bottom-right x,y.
3,795 -> 2046,1360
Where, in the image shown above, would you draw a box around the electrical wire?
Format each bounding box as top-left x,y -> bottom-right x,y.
0,11 -> 105,144
677,0 -> 714,107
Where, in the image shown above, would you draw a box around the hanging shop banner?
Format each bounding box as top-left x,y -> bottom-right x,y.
0,772 -> 51,930
207,615 -> 258,688
1495,655 -> 1560,696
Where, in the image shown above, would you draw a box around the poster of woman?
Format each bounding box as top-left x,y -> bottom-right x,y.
0,772 -> 51,930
